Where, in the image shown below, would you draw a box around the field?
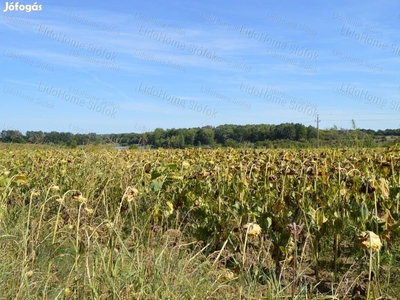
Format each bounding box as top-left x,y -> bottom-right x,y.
1,144 -> 400,299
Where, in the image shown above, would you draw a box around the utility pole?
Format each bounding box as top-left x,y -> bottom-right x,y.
316,114 -> 320,148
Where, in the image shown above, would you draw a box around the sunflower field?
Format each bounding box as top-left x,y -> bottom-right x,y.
1,144 -> 400,299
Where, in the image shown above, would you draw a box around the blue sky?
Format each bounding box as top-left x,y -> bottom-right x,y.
2,0 -> 400,134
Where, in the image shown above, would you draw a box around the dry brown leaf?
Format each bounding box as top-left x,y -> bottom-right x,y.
358,231 -> 382,251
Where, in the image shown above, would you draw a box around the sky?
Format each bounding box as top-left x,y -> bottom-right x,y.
1,0 -> 400,134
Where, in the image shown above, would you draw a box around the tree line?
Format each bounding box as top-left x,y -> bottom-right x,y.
1,123 -> 399,148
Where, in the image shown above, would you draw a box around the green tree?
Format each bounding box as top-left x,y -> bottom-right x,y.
183,128 -> 196,146
195,127 -> 215,146
26,131 -> 45,143
1,130 -> 25,143
152,128 -> 166,148
294,123 -> 307,140
274,123 -> 296,140
307,125 -> 318,140
224,138 -> 238,148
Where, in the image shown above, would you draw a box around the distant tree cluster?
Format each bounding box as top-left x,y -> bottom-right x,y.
1,123 -> 399,148
0,130 -> 103,147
